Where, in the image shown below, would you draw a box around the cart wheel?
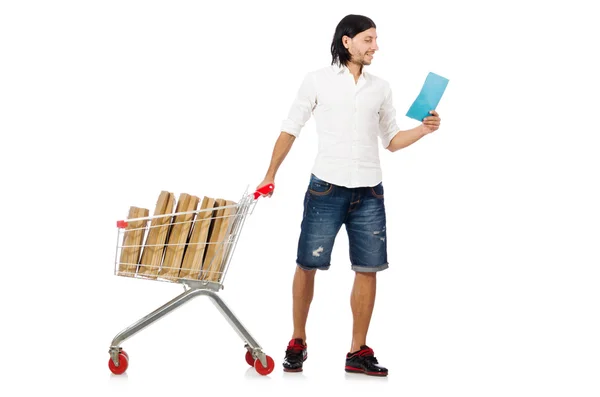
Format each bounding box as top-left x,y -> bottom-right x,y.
254,355 -> 275,376
121,350 -> 129,360
108,352 -> 129,375
245,350 -> 254,367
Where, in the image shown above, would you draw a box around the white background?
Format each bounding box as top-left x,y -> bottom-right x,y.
1,0 -> 599,396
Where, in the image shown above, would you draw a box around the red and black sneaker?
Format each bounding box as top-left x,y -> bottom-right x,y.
283,338 -> 307,372
345,345 -> 388,376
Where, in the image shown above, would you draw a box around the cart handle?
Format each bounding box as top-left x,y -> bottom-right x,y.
253,183 -> 275,199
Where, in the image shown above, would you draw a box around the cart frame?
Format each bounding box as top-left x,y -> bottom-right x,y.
108,184 -> 275,375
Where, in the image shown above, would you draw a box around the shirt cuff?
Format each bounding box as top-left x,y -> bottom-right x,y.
280,119 -> 302,138
381,128 -> 399,149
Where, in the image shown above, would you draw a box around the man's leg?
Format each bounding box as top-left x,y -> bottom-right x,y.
350,271 -> 376,352
343,183 -> 388,375
292,265 -> 317,341
284,174 -> 345,372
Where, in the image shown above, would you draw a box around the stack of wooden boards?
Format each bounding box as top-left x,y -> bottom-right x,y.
117,191 -> 237,283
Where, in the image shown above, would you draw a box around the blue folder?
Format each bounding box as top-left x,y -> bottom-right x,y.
406,72 -> 449,121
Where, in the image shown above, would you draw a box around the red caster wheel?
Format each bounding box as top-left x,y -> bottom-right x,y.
108,351 -> 129,375
245,350 -> 254,367
254,355 -> 275,376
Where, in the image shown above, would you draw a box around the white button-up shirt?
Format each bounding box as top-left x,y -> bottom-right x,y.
281,64 -> 399,188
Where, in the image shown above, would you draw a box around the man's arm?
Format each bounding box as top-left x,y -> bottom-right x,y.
385,110 -> 441,152
386,125 -> 427,152
257,73 -> 316,195
264,131 -> 296,180
256,131 -> 296,194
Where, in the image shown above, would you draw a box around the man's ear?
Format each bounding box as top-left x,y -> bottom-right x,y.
342,35 -> 350,49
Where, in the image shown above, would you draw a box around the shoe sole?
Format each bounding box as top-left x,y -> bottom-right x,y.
283,367 -> 303,372
345,366 -> 388,377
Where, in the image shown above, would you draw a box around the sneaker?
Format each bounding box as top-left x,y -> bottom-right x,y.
345,345 -> 388,376
283,338 -> 307,372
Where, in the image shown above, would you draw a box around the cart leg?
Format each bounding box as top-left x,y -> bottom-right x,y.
109,289 -> 268,369
109,288 -> 205,366
204,291 -> 268,368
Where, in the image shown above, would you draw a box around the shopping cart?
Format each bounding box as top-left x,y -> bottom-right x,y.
108,184 -> 275,376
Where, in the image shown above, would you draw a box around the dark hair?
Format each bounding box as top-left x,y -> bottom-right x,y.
331,14 -> 376,66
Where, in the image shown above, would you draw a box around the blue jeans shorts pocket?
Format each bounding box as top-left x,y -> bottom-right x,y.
308,174 -> 333,196
369,182 -> 384,199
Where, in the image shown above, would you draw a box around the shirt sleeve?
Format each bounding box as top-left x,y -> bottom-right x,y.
378,83 -> 400,149
280,72 -> 317,138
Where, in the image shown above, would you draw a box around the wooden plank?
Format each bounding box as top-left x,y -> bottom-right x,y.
118,206 -> 150,277
200,198 -> 225,281
138,191 -> 175,279
202,199 -> 236,282
179,196 -> 216,280
159,193 -> 199,281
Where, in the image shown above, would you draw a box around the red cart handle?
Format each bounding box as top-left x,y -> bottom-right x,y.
253,183 -> 275,199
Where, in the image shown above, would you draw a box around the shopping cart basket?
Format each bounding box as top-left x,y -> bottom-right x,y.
108,184 -> 275,376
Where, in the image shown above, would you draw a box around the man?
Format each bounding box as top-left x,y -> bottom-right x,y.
257,14 -> 441,376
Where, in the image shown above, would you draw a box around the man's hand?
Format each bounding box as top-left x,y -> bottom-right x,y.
256,177 -> 275,197
421,110 -> 441,134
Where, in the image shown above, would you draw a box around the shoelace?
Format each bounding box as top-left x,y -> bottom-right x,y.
363,355 -> 379,364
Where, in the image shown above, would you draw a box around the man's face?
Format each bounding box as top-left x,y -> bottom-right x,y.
344,28 -> 378,66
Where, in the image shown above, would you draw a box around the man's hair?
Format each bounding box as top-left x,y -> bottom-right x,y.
330,14 -> 376,67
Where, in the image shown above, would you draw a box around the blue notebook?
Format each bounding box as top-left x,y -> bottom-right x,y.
406,72 -> 449,121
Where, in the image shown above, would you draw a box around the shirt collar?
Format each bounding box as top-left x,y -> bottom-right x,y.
333,63 -> 346,74
332,63 -> 367,79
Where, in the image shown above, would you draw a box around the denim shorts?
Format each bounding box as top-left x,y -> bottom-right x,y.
296,174 -> 389,272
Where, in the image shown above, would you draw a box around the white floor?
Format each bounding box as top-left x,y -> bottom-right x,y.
14,259 -> 599,397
